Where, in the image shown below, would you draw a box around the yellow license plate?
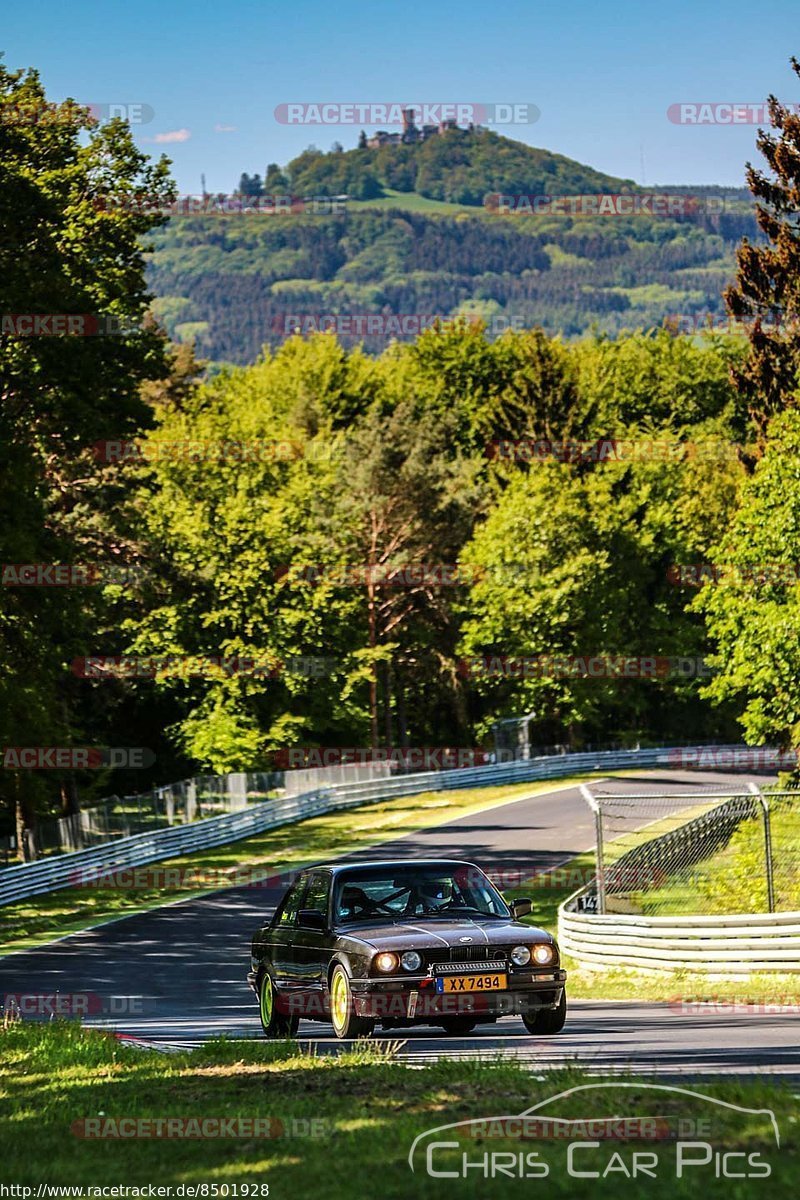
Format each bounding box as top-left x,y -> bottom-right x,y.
436,973 -> 507,993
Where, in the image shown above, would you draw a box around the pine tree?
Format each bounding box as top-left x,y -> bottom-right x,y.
724,56 -> 800,431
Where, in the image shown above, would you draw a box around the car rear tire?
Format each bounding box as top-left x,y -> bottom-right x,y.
329,964 -> 375,1040
522,990 -> 567,1035
439,1018 -> 477,1036
258,969 -> 298,1038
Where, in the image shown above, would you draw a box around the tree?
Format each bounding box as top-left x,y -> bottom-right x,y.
459,418 -> 745,747
724,56 -> 800,432
237,172 -> 264,197
127,335 -> 380,771
358,130 -> 367,150
323,398 -> 485,748
0,63 -> 174,854
695,406 -> 800,750
264,162 -> 288,191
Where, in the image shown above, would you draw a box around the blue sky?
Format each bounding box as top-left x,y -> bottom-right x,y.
3,0 -> 799,192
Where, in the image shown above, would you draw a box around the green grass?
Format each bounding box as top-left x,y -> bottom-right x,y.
0,776 -> 588,954
346,187 -> 479,216
0,1022 -> 796,1194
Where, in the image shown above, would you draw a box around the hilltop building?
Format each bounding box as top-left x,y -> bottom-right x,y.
366,108 -> 465,149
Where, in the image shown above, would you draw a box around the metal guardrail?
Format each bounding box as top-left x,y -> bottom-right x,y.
558,906 -> 800,974
0,743 -> 768,909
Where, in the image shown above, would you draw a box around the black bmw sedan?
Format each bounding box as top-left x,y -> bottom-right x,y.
248,858 -> 567,1039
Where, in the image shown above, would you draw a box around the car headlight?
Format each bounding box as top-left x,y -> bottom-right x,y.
532,943 -> 555,965
401,950 -> 423,972
374,951 -> 399,973
511,944 -> 532,966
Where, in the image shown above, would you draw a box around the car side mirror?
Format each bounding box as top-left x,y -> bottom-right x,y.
297,909 -> 327,932
510,897 -> 532,919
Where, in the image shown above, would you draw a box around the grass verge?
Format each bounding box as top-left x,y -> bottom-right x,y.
0,1022 -> 796,1195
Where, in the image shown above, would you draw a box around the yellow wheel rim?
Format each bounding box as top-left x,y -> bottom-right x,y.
260,974 -> 273,1028
331,970 -> 348,1032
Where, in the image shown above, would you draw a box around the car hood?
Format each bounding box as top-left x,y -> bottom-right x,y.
335,916 -> 551,951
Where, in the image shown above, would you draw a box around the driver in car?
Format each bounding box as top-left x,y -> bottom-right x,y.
409,878 -> 461,915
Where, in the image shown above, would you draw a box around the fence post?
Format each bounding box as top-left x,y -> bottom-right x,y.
186,779 -> 197,822
749,782 -> 775,914
581,784 -> 606,914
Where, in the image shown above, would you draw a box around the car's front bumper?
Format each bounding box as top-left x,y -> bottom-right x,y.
349,968 -> 567,1023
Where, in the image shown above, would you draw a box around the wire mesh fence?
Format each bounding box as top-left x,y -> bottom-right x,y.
0,772 -> 283,863
580,782 -> 800,916
0,761 -> 396,864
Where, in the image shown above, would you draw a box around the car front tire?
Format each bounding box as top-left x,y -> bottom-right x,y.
522,989 -> 567,1035
329,964 -> 375,1040
258,968 -> 298,1038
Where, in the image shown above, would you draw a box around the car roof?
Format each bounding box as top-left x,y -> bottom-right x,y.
314,859 -> 483,876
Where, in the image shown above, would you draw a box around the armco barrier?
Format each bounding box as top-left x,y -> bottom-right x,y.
558,905 -> 800,974
0,744 -> 771,908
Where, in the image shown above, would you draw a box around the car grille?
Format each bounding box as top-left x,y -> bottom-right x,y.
447,944 -> 507,963
429,945 -> 510,973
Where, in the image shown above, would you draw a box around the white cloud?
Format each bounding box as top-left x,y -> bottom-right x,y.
151,128 -> 191,144
214,122 -> 237,133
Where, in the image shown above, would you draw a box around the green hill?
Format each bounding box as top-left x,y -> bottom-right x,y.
283,127 -> 636,205
146,133 -> 759,364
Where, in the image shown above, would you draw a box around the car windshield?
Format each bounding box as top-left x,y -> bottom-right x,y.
333,865 -> 510,923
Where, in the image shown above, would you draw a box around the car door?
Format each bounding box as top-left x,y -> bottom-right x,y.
292,869 -> 333,1019
268,875 -> 308,992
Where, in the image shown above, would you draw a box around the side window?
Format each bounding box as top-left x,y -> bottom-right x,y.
302,872 -> 331,922
277,878 -> 307,927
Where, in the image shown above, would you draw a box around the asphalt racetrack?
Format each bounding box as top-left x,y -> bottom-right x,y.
2,770 -> 797,1077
